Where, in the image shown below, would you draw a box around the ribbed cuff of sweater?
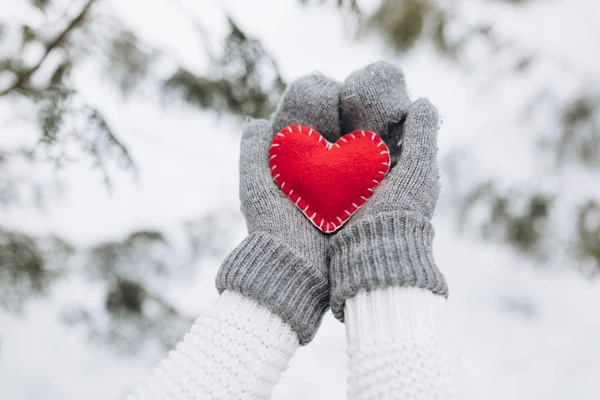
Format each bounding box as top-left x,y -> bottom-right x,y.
216,231 -> 329,345
329,211 -> 448,322
345,287 -> 446,345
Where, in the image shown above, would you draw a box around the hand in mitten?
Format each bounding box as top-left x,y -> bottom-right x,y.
330,61 -> 448,320
216,73 -> 342,344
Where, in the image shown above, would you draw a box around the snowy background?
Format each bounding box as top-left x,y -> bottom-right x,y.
1,0 -> 600,399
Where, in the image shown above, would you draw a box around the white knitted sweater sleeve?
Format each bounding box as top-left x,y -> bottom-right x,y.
344,287 -> 463,400
126,290 -> 299,400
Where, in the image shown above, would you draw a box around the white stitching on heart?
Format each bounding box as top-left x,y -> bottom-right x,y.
270,126 -> 391,233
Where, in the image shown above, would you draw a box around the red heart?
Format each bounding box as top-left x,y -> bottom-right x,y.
269,125 -> 390,233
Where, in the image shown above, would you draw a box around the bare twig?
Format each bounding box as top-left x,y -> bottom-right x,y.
0,0 -> 99,97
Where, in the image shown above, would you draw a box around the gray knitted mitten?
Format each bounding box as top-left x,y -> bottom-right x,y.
330,61 -> 448,321
216,73 -> 341,344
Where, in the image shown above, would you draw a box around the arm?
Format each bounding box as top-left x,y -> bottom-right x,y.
127,72 -> 343,399
345,287 -> 460,399
332,62 -> 463,399
127,291 -> 298,400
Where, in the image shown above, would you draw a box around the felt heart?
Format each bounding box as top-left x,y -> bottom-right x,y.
269,125 -> 390,233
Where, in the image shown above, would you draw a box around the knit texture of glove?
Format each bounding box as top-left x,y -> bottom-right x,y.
216,73 -> 341,344
330,62 -> 448,321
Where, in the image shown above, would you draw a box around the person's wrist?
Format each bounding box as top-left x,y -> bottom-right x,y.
345,286 -> 447,345
329,210 -> 448,321
216,231 -> 329,344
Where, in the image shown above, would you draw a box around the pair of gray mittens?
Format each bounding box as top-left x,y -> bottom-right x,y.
216,62 -> 447,345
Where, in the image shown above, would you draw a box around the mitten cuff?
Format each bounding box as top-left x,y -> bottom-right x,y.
216,231 -> 329,345
329,211 -> 448,322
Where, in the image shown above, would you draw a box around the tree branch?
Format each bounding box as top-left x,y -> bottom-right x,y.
0,0 -> 99,97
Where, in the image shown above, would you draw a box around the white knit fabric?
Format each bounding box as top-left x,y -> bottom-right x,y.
126,290 -> 299,400
345,287 -> 462,400
128,287 -> 464,399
